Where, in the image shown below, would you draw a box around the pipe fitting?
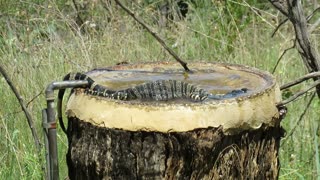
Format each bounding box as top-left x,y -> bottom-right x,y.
44,80 -> 89,180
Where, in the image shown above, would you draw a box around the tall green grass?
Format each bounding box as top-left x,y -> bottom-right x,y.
0,1 -> 319,179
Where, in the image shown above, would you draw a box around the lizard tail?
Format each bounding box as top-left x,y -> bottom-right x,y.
57,73 -> 71,134
57,72 -> 94,134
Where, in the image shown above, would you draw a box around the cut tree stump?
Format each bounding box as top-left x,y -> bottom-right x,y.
65,62 -> 284,179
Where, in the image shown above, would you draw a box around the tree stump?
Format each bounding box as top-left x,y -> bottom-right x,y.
65,62 -> 284,179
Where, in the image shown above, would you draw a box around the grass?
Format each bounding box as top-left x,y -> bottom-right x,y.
0,0 -> 319,179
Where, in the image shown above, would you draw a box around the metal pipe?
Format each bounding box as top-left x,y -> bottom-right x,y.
44,80 -> 88,180
42,109 -> 50,180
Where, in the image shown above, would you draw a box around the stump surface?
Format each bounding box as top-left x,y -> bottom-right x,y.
66,62 -> 281,134
65,62 -> 283,179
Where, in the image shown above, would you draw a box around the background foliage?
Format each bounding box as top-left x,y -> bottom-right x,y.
0,0 -> 319,179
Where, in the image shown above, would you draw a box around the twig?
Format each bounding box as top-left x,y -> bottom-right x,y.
278,80 -> 320,106
280,71 -> 320,90
306,7 -> 320,22
26,91 -> 43,108
271,18 -> 288,38
281,92 -> 315,145
0,65 -> 41,152
272,41 -> 295,74
111,0 -> 190,72
309,17 -> 320,34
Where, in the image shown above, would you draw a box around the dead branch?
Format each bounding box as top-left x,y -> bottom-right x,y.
26,91 -> 43,108
280,71 -> 320,90
269,0 -> 320,98
272,41 -> 295,73
110,0 -> 190,72
271,18 -> 288,38
278,80 -> 320,106
281,92 -> 315,145
306,7 -> 320,22
269,0 -> 289,16
0,65 -> 41,152
309,17 -> 320,34
289,1 -> 320,70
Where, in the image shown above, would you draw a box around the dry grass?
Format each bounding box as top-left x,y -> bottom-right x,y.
0,0 -> 319,179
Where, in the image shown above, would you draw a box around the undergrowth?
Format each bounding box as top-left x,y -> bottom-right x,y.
0,0 -> 319,179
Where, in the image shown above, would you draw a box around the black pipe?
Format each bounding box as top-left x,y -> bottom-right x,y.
44,80 -> 88,180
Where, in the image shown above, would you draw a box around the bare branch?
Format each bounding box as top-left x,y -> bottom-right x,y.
111,0 -> 190,72
287,0 -> 320,71
306,7 -> 320,22
269,0 -> 289,16
269,0 -> 320,97
272,41 -> 295,74
278,80 -> 320,106
26,91 -> 43,108
281,92 -> 315,145
271,18 -> 288,38
0,65 -> 41,152
309,17 -> 320,34
280,71 -> 320,90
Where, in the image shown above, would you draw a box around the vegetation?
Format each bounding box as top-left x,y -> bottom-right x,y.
0,0 -> 319,179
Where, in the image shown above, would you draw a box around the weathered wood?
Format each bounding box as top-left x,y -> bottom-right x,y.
269,0 -> 320,97
66,117 -> 284,179
0,65 -> 41,152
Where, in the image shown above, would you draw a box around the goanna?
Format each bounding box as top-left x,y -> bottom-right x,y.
57,72 -> 247,134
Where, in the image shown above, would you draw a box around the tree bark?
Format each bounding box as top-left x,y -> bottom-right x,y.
66,117 -> 284,179
269,0 -> 320,97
